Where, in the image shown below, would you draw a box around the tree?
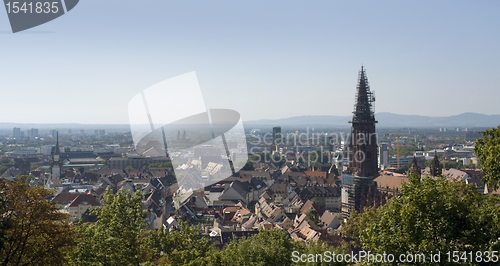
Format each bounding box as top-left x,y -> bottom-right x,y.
0,180 -> 75,266
211,228 -> 298,266
342,174 -> 500,265
474,125 -> 500,190
242,161 -> 254,171
16,174 -> 36,184
148,220 -> 216,265
0,158 -> 11,164
305,211 -> 320,225
424,159 -> 442,169
70,187 -> 148,266
329,164 -> 339,176
0,166 -> 8,176
294,241 -> 349,266
147,162 -> 173,168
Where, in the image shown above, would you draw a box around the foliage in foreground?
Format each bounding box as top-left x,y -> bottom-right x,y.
475,125 -> 500,190
6,163 -> 500,266
342,174 -> 500,265
70,187 -> 148,266
0,180 -> 75,266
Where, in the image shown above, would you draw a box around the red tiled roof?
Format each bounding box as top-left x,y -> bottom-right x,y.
304,171 -> 327,179
52,193 -> 84,205
68,194 -> 101,207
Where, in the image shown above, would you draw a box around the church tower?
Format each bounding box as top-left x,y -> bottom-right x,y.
341,66 -> 380,220
408,156 -> 421,177
347,66 -> 378,178
50,132 -> 62,180
430,151 -> 442,177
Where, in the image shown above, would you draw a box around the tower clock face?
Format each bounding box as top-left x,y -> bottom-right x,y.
54,155 -> 59,161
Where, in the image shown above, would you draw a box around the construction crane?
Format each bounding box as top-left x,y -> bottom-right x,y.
397,131 -> 400,170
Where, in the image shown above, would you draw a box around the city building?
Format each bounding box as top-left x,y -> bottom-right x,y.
13,127 -> 21,138
378,143 -> 389,169
272,126 -> 282,144
26,128 -> 38,139
109,155 -> 169,169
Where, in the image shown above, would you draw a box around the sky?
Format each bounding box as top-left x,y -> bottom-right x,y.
0,0 -> 499,124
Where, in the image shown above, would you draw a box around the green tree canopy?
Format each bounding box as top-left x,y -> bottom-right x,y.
0,166 -> 8,176
242,160 -> 255,171
0,180 -> 75,266
70,187 -> 147,266
210,228 -> 349,266
0,158 -> 12,164
148,220 -> 216,266
342,174 -> 500,265
475,125 -> 500,190
147,162 -> 173,168
212,228 -> 298,266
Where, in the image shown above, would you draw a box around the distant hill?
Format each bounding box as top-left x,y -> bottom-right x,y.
0,123 -> 130,132
1,112 -> 499,131
244,112 -> 500,128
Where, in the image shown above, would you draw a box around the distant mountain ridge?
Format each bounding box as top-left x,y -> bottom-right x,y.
244,112 -> 500,128
1,112 -> 499,130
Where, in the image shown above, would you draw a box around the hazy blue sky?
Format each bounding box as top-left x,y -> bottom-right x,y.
0,0 -> 499,124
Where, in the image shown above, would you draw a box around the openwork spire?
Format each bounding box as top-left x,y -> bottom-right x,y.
347,66 -> 379,178
351,66 -> 376,124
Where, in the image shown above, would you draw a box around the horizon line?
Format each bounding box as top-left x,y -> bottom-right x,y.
0,112 -> 499,126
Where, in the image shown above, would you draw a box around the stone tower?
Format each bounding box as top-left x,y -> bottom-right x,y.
408,156 -> 421,177
347,66 -> 378,178
50,132 -> 63,181
430,152 -> 442,177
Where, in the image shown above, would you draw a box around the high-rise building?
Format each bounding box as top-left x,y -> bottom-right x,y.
50,130 -> 58,138
13,127 -> 21,138
378,143 -> 389,169
272,126 -> 282,144
27,128 -> 39,139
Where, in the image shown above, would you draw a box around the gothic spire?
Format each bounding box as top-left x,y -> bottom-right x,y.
347,66 -> 379,178
351,66 -> 376,124
430,151 -> 442,176
54,132 -> 60,155
408,156 -> 421,177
